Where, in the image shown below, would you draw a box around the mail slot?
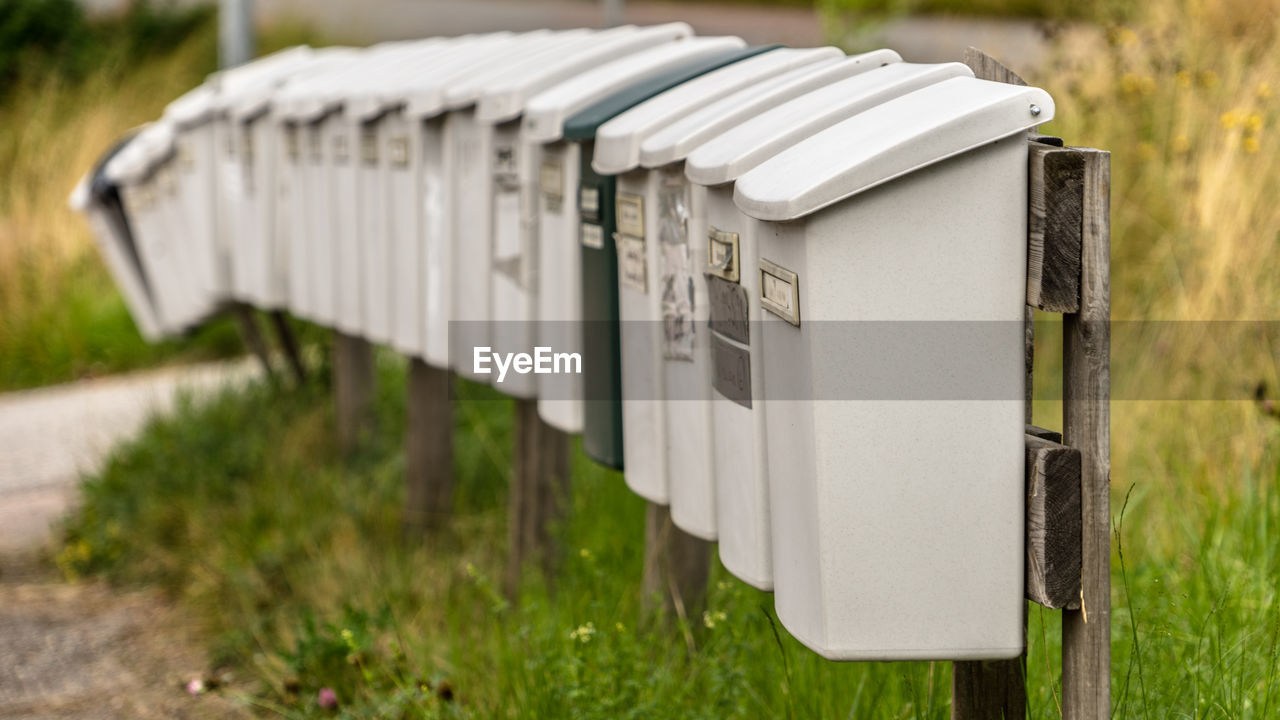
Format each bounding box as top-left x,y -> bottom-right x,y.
478,23 -> 694,399
444,30 -> 597,380
71,133 -> 165,341
733,76 -> 1053,660
562,43 -> 768,470
593,46 -> 861,508
522,37 -> 750,434
619,49 -> 901,542
680,61 -> 973,589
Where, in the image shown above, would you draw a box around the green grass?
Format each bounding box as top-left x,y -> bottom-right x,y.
59,355 -> 1280,719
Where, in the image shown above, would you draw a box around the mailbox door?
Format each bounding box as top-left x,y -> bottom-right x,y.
281,122 -> 310,318
705,183 -> 773,590
578,140 -> 625,469
659,169 -> 717,540
615,169 -> 669,503
250,118 -> 283,308
332,118 -> 363,335
535,140 -> 585,434
420,114 -> 452,368
448,108 -> 494,379
358,118 -> 391,343
385,110 -> 422,356
488,119 -> 537,397
305,122 -> 335,325
175,124 -> 223,300
213,118 -> 242,302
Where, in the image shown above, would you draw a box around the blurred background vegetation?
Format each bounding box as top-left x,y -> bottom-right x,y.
1,0 -> 1276,716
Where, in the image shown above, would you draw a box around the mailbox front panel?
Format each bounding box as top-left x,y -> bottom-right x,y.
281,122 -> 311,319
536,141 -> 586,434
449,109 -> 494,379
705,183 -> 773,590
174,124 -> 224,301
305,122 -> 336,325
385,110 -> 422,356
578,140 -> 624,470
420,115 -> 452,368
488,120 -> 538,397
758,141 -> 1027,660
615,170 -> 668,503
332,118 -> 364,335
358,118 -> 391,344
77,174 -> 165,340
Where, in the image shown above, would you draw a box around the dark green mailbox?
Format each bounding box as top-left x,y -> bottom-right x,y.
563,44 -> 778,470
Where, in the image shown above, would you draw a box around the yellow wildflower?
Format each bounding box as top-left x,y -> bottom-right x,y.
1172,135 -> 1191,154
1244,136 -> 1260,153
1259,82 -> 1273,100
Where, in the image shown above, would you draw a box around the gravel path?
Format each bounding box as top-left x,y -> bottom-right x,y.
0,359 -> 262,554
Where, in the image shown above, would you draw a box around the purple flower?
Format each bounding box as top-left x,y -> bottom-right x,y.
186,678 -> 205,696
317,687 -> 338,709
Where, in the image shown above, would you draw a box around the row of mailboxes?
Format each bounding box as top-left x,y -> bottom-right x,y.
73,28 -> 1054,661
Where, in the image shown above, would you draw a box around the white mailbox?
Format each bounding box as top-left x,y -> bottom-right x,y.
589,46 -> 840,507
401,30 -> 563,368
442,29 -> 606,381
521,36 -> 748,434
70,137 -> 165,341
631,49 -> 902,542
162,84 -> 225,306
103,123 -> 197,332
682,60 -> 974,589
733,76 -> 1053,660
476,23 -> 695,398
346,34 -> 512,356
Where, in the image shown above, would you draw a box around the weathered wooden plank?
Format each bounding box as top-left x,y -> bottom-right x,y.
962,47 -> 1027,86
641,502 -> 712,623
404,359 -> 454,537
1061,149 -> 1111,720
333,331 -> 375,454
504,399 -> 571,598
1026,434 -> 1082,609
1028,144 -> 1086,313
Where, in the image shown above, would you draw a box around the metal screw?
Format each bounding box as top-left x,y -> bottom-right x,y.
1030,104 -> 1042,117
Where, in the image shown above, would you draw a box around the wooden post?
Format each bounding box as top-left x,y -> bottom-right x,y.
404,358 -> 454,536
268,309 -> 308,384
641,502 -> 712,623
1061,149 -> 1111,720
504,398 -> 571,598
232,303 -> 274,380
333,331 -> 375,454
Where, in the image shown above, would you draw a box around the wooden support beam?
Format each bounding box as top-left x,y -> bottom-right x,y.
1026,432 -> 1082,609
232,303 -> 274,380
504,398 -> 571,598
1028,144 -> 1086,313
641,502 -> 712,624
269,310 -> 308,384
404,359 -> 454,537
1061,149 -> 1111,720
333,331 -> 375,455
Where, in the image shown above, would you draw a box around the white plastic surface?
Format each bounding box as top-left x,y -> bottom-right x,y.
685,61 -> 973,187
733,76 -> 1055,220
591,47 -> 841,175
520,37 -> 747,143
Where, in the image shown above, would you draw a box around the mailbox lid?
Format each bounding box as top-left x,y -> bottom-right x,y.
164,83 -> 219,129
561,43 -> 771,142
476,23 -> 695,124
274,45 -> 410,122
404,30 -> 560,118
441,29 -> 595,110
685,61 -> 973,187
233,48 -> 364,123
104,122 -> 175,185
345,33 -> 514,120
592,45 -> 839,174
522,37 -> 746,143
734,76 -> 1054,221
638,49 -> 902,168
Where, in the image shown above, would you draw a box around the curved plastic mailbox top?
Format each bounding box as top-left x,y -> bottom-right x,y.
402,30 -> 559,118
521,37 -> 746,144
733,76 -> 1055,221
206,46 -> 321,115
343,33 -> 513,121
562,43 -> 772,143
231,48 -> 365,123
637,49 -> 902,168
104,122 -> 176,185
591,45 -> 838,174
164,83 -> 220,129
475,23 -> 694,124
685,61 -> 974,187
440,30 -> 594,111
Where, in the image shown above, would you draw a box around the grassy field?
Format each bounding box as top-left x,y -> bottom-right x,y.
38,0 -> 1280,717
